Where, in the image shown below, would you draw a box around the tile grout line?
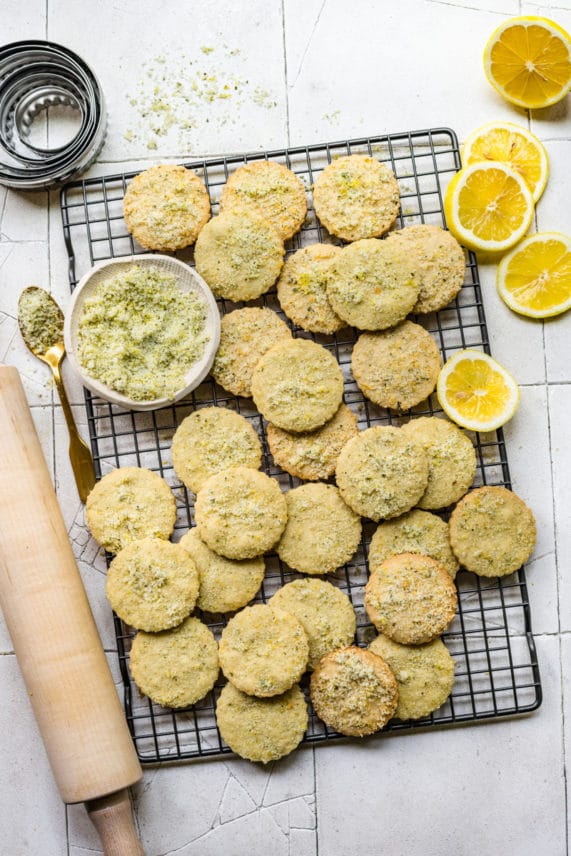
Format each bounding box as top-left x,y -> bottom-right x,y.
280,0 -> 291,148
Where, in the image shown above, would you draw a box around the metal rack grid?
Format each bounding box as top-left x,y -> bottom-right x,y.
60,127 -> 541,763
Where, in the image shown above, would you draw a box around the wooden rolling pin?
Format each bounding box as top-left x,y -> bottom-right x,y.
0,365 -> 145,855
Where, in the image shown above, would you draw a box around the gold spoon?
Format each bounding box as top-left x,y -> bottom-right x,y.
18,286 -> 96,503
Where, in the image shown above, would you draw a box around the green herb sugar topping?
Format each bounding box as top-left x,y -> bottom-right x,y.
18,288 -> 64,354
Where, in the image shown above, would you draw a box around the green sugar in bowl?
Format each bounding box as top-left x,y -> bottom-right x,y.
64,255 -> 221,411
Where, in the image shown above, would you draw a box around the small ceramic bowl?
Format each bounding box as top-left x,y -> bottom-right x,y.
64,254 -> 221,411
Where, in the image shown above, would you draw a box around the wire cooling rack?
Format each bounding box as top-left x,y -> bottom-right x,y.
61,127 -> 541,763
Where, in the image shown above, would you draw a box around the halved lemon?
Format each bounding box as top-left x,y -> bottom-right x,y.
461,121 -> 549,203
497,232 -> 571,318
483,16 -> 571,109
444,161 -> 534,254
437,350 -> 520,432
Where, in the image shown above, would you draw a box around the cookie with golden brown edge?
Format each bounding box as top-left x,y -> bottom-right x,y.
130,616 -> 219,709
123,163 -> 210,251
219,159 -> 307,241
171,406 -> 262,494
309,646 -> 398,736
312,154 -> 400,242
266,403 -> 359,481
364,553 -> 458,645
194,466 -> 288,560
335,425 -> 429,521
194,210 -> 284,301
216,682 -> 308,764
368,509 -> 459,579
449,485 -> 536,577
219,604 -> 309,697
251,337 -> 344,433
212,307 -> 292,398
276,243 -> 344,334
351,321 -> 442,411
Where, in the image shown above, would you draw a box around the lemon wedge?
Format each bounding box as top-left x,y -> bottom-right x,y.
461,121 -> 549,203
497,232 -> 571,318
483,16 -> 571,109
437,350 -> 520,432
444,161 -> 534,254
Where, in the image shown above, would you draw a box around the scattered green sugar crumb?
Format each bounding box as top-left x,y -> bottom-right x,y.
18,288 -> 63,354
201,46 -> 215,54
77,265 -> 210,401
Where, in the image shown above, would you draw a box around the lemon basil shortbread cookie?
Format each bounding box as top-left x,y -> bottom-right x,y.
369,635 -> 455,721
326,238 -> 419,330
352,321 -> 442,411
270,578 -> 357,669
130,616 -> 218,708
194,210 -> 284,301
400,416 -> 477,510
368,509 -> 459,579
219,159 -> 307,241
276,483 -> 361,575
123,164 -> 210,251
385,224 -> 466,314
212,307 -> 292,397
86,466 -> 176,554
312,155 -> 400,242
365,553 -> 458,644
216,682 -> 308,764
194,466 -> 287,560
106,537 -> 199,632
171,406 -> 262,494
219,604 -> 309,697
267,403 -> 359,481
449,486 -> 536,577
309,646 -> 398,736
276,244 -> 345,334
251,338 -> 344,433
335,426 -> 429,521
179,528 -> 265,613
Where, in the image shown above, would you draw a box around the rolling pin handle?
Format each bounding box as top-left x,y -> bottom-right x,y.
85,788 -> 146,856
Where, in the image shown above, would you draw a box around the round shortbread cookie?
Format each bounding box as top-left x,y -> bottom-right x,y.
171,406 -> 262,494
219,604 -> 309,697
269,578 -> 357,670
335,426 -> 429,521
123,164 -> 210,251
276,243 -> 345,334
309,646 -> 398,736
251,338 -> 344,433
369,634 -> 455,721
130,616 -> 219,709
219,160 -> 307,241
216,682 -> 308,764
179,528 -> 265,613
312,155 -> 401,242
86,466 -> 176,554
106,537 -> 199,632
368,509 -> 459,579
276,483 -> 362,575
212,307 -> 292,397
351,322 -> 442,411
194,466 -> 288,560
449,486 -> 536,577
365,553 -> 458,644
325,238 -> 419,330
385,224 -> 466,314
267,403 -> 359,481
400,417 -> 477,510
194,210 -> 284,302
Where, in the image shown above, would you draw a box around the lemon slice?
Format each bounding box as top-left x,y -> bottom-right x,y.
497,232 -> 571,318
444,161 -> 534,254
483,16 -> 571,109
437,350 -> 520,432
461,121 -> 549,203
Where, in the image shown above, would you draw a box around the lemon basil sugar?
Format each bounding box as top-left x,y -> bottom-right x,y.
18,287 -> 64,354
76,264 -> 210,401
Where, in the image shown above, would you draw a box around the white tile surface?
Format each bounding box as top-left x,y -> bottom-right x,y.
1,1 -> 570,854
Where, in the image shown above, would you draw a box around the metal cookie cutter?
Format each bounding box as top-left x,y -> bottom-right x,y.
0,40 -> 106,190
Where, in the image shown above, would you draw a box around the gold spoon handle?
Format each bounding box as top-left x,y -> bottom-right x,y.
51,358 -> 97,503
